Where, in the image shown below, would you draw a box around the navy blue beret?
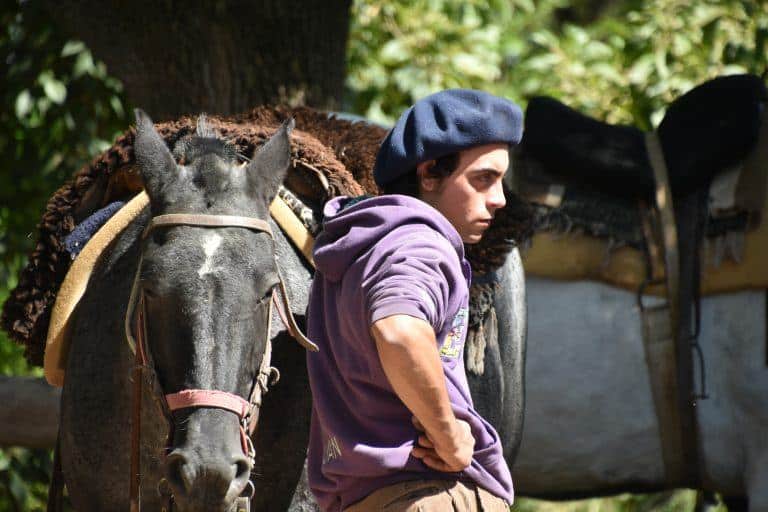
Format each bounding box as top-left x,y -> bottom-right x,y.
374,89 -> 523,187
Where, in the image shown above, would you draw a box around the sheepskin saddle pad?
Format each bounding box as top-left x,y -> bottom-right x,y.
520,74 -> 767,199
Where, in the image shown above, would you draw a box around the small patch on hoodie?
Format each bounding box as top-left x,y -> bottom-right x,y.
323,435 -> 342,464
439,307 -> 467,358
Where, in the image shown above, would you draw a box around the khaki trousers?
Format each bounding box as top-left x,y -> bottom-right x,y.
345,479 -> 509,511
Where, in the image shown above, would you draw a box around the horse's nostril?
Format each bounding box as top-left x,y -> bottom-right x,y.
166,451 -> 194,494
234,458 -> 251,482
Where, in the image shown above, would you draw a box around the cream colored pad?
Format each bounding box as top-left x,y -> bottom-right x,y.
44,192 -> 150,386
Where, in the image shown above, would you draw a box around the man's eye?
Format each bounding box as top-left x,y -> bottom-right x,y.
476,173 -> 494,186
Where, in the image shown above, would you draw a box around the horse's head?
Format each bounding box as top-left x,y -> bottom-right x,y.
133,109 -> 292,510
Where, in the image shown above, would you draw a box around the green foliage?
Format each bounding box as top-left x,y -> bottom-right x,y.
0,260 -> 35,377
0,1 -> 129,270
505,0 -> 768,128
347,0 -> 515,123
1,3 -> 126,508
348,0 -> 768,129
1,1 -> 129,372
0,449 -> 52,512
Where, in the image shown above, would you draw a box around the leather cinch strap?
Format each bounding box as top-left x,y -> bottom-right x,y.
642,131 -> 700,487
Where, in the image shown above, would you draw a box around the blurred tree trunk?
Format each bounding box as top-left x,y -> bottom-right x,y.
42,0 -> 352,120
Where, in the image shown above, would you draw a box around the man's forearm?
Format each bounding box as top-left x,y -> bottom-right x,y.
371,315 -> 458,440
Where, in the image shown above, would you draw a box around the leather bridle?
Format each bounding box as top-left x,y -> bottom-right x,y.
124,212 -> 318,512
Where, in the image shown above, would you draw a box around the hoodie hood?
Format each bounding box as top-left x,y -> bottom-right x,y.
313,195 -> 464,282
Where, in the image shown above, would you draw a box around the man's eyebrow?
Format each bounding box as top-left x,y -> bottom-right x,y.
470,167 -> 505,176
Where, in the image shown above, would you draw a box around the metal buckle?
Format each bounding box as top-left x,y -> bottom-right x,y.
233,481 -> 255,512
157,477 -> 172,498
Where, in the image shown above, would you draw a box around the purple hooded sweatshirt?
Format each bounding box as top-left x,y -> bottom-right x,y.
305,194 -> 514,511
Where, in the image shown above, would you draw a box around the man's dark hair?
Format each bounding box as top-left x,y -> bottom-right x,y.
381,152 -> 460,197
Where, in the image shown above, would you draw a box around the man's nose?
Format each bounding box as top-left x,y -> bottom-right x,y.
487,181 -> 506,212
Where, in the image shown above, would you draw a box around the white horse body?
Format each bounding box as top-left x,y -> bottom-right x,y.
516,275 -> 768,508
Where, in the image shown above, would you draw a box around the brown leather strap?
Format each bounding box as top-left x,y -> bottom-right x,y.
273,276 -> 319,351
644,131 -> 699,486
129,339 -> 143,512
47,433 -> 64,512
145,214 -> 273,238
645,132 -> 681,322
638,200 -> 664,284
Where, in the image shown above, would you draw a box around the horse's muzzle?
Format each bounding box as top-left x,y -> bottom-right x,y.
164,410 -> 252,512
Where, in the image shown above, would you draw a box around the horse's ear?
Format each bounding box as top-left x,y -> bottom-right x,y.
134,108 -> 177,201
246,118 -> 294,203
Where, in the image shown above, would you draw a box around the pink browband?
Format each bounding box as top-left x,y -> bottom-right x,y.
165,389 -> 250,418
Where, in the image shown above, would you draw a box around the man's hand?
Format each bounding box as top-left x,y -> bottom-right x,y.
411,416 -> 474,472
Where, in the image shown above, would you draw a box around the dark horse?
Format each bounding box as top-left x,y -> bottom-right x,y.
59,110 -> 526,511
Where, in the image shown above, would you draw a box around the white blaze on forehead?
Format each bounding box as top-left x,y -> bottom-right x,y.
198,232 -> 223,277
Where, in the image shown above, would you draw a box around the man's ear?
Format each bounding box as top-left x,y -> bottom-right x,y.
416,160 -> 439,192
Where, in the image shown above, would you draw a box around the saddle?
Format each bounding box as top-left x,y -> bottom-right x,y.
520,74 -> 767,200
516,74 -> 768,294
517,74 -> 768,488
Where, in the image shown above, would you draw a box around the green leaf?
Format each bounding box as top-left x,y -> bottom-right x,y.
73,50 -> 95,77
110,95 -> 125,117
39,72 -> 67,104
452,53 -> 500,80
530,30 -> 558,48
627,54 -> 655,85
61,40 -> 86,57
379,39 -> 411,64
511,0 -> 535,14
564,24 -> 590,46
591,62 -> 624,84
15,90 -> 33,119
9,468 -> 30,507
721,64 -> 748,75
583,40 -> 613,60
524,53 -> 560,71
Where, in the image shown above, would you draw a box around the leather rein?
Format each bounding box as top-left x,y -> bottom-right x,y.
125,212 -> 318,512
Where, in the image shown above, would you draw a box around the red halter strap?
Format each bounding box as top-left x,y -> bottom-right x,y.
165,389 -> 253,455
165,389 -> 250,418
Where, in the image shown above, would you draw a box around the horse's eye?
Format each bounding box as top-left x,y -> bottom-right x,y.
258,287 -> 275,305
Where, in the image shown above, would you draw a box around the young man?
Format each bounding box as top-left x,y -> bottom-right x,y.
306,89 -> 522,511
